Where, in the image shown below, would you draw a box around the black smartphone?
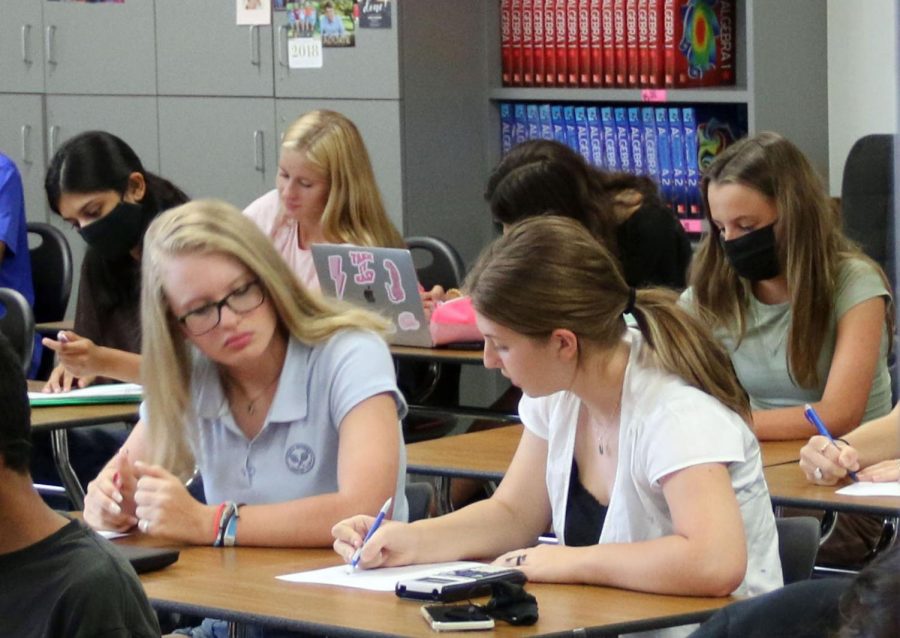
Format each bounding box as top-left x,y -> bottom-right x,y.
396,564 -> 526,601
420,603 -> 495,632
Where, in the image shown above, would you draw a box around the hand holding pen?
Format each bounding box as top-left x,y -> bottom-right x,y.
803,404 -> 859,482
350,497 -> 392,570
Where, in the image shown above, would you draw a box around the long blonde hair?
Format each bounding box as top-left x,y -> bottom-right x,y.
140,199 -> 390,477
280,109 -> 405,248
689,131 -> 894,387
466,216 -> 751,422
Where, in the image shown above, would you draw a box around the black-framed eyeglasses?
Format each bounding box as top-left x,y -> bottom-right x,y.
176,279 -> 266,336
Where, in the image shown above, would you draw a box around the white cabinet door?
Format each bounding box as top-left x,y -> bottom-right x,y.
0,0 -> 46,93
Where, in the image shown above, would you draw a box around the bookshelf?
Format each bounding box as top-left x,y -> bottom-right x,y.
483,0 -> 829,205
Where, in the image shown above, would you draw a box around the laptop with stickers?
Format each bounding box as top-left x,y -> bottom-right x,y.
311,244 -> 434,347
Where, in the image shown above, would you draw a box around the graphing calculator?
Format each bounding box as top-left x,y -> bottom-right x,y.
396,565 -> 526,602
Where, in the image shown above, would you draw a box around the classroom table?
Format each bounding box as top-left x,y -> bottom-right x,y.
389,344 -> 520,424
764,463 -> 900,518
29,380 -> 139,509
124,537 -> 734,637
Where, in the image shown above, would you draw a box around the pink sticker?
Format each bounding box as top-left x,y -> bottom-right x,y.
680,219 -> 704,234
397,311 -> 420,331
641,89 -> 668,103
349,250 -> 376,285
327,255 -> 347,300
382,259 -> 406,304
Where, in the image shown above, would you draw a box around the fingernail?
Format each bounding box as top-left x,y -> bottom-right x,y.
112,491 -> 123,503
109,502 -> 122,515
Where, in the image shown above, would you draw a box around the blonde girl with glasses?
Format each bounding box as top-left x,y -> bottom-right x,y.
83,199 -> 409,546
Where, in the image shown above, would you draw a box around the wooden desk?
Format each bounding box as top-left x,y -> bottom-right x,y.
407,424 -> 522,482
29,380 -> 139,509
389,345 -> 519,424
126,540 -> 732,637
765,463 -> 900,517
759,440 -> 805,468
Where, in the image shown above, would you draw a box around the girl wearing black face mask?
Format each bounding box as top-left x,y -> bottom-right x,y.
681,132 -> 894,570
41,131 -> 189,393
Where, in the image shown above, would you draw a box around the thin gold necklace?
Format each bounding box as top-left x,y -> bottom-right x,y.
225,372 -> 280,416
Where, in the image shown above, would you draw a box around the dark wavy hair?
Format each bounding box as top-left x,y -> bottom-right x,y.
0,334 -> 32,474
837,545 -> 900,637
45,131 -> 189,311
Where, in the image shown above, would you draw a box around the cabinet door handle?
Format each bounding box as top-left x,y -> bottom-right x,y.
249,25 -> 260,66
48,125 -> 60,158
21,24 -> 32,64
277,24 -> 289,67
21,125 -> 32,165
45,25 -> 57,65
253,130 -> 265,172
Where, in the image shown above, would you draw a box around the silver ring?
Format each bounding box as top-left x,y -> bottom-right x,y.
814,467 -> 824,481
138,519 -> 150,534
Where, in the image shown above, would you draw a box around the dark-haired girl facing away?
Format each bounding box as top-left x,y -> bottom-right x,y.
41,130 -> 189,392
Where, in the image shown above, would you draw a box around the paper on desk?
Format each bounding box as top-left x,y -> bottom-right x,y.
28,383 -> 143,406
277,560 -> 484,591
836,482 -> 900,497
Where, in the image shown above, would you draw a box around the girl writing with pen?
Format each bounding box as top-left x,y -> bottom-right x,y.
333,217 -> 782,637
680,131 -> 894,568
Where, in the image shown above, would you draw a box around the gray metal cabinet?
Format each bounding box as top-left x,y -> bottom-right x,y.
0,0 -> 46,93
155,0 -> 274,97
158,97 -> 277,208
276,98 -> 404,229
42,1 -> 156,95
273,10 -> 400,99
0,94 -> 47,223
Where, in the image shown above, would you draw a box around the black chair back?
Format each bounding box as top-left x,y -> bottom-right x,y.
0,287 -> 36,373
775,516 -> 821,585
28,222 -> 74,323
406,236 -> 466,290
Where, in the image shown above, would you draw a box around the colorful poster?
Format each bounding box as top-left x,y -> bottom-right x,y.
359,0 -> 391,28
285,1 -> 355,47
237,0 -> 272,25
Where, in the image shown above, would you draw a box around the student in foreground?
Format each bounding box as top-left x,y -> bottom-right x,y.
799,403 -> 900,485
83,199 -> 409,546
0,333 -> 160,638
333,217 -> 782,633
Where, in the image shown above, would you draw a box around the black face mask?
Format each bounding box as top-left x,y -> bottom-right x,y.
721,223 -> 781,281
78,201 -> 150,260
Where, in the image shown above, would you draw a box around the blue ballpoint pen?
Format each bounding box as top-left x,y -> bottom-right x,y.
350,497 -> 392,570
803,404 -> 858,481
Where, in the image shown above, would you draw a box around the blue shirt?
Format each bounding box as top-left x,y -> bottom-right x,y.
142,330 -> 410,521
0,153 -> 40,374
320,14 -> 346,36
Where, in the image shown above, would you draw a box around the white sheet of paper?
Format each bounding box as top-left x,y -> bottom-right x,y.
277,561 -> 485,592
236,0 -> 272,25
288,36 -> 323,68
836,482 -> 900,497
97,530 -> 129,540
28,383 -> 143,400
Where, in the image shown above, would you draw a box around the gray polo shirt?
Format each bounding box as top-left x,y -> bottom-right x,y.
144,329 -> 409,522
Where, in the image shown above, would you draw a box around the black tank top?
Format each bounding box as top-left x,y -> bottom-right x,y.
563,459 -> 609,546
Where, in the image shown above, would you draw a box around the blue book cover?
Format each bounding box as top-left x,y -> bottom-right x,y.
641,107 -> 660,188
668,107 -> 687,217
654,107 -> 673,207
682,107 -> 701,216
513,103 -> 528,146
550,105 -> 568,146
614,107 -> 631,173
526,104 -> 541,141
601,106 -> 619,171
628,107 -> 645,176
586,107 -> 604,167
500,102 -> 514,156
563,105 -> 579,152
538,104 -> 554,141
574,107 -> 592,165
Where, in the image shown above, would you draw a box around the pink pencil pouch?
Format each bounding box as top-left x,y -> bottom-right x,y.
429,296 -> 483,346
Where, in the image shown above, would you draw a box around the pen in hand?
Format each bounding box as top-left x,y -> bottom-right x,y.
803,404 -> 858,481
350,497 -> 392,571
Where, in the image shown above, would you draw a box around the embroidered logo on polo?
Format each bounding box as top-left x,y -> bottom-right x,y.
285,443 -> 315,474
